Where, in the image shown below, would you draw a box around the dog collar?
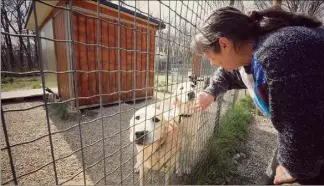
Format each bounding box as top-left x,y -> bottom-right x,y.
179,114 -> 192,123
179,114 -> 192,117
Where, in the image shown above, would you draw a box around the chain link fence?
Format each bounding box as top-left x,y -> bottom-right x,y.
1,0 -> 244,185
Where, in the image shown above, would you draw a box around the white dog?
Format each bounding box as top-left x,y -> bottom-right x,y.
130,76 -> 203,184
164,80 -> 202,176
129,104 -> 180,185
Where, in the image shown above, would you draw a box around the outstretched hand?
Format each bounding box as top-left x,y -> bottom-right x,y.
194,92 -> 215,112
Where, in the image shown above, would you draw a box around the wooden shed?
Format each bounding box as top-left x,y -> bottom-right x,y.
25,0 -> 165,108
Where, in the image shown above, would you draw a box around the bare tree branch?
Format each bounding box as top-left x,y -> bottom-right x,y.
253,0 -> 324,20
1,0 -> 36,72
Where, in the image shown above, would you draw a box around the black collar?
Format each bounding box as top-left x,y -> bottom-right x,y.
179,114 -> 192,123
179,114 -> 192,117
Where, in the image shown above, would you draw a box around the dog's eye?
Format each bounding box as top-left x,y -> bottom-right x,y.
191,84 -> 195,88
152,117 -> 160,123
135,116 -> 140,120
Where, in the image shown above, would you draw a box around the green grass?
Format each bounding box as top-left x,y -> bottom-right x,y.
1,76 -> 42,92
48,103 -> 69,120
190,95 -> 255,185
1,75 -> 57,92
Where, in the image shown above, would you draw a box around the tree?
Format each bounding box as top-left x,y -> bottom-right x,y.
1,0 -> 16,72
1,0 -> 36,72
254,0 -> 324,20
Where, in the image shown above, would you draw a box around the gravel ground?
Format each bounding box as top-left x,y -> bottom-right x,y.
1,97 -> 162,185
0,92 -> 216,185
229,114 -> 278,185
1,87 -> 244,185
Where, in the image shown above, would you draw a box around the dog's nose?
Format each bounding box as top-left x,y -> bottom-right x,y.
187,92 -> 195,100
135,131 -> 148,140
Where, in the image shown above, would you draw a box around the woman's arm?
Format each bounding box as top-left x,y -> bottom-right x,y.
204,67 -> 247,98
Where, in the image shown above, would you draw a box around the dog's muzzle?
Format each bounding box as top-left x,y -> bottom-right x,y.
134,130 -> 148,145
187,92 -> 196,100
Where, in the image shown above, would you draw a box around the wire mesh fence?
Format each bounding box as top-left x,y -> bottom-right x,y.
1,0 -> 245,185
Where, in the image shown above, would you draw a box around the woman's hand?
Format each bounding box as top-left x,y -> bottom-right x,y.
274,165 -> 297,185
194,92 -> 215,112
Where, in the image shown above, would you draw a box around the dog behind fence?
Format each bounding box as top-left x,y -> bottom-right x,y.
1,0 -> 236,185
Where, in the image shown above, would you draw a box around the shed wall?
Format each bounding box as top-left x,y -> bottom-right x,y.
72,2 -> 156,106
53,9 -> 71,102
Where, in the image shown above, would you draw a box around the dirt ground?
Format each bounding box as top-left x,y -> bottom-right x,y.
228,114 -> 278,185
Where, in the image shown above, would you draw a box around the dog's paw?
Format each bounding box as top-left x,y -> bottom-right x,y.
134,162 -> 140,174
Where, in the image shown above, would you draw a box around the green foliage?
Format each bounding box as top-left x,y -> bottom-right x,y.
191,96 -> 254,185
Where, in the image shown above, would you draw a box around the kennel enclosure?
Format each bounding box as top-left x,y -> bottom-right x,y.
25,0 -> 166,108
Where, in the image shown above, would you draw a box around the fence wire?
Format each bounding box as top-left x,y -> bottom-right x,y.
1,0 -> 243,185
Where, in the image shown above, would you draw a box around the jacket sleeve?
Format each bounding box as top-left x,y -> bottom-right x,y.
204,67 -> 247,98
257,26 -> 324,180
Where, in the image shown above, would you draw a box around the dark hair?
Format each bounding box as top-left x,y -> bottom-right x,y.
191,5 -> 322,54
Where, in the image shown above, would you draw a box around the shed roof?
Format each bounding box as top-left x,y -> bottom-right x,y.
25,0 -> 166,30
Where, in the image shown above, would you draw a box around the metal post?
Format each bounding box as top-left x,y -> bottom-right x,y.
232,90 -> 239,108
32,1 -> 58,184
132,1 -> 138,184
96,0 -> 108,184
1,107 -> 18,185
166,11 -> 171,89
117,1 -> 123,184
68,1 -> 87,184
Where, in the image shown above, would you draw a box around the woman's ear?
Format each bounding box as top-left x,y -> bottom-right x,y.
219,37 -> 229,49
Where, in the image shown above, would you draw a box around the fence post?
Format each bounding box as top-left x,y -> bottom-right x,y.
1,107 -> 18,185
32,1 -> 58,184
232,90 -> 239,108
213,94 -> 224,134
192,55 -> 201,76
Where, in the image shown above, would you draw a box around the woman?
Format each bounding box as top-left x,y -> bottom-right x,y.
191,5 -> 324,185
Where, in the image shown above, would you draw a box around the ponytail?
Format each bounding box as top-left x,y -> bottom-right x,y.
249,5 -> 322,36
191,6 -> 322,55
